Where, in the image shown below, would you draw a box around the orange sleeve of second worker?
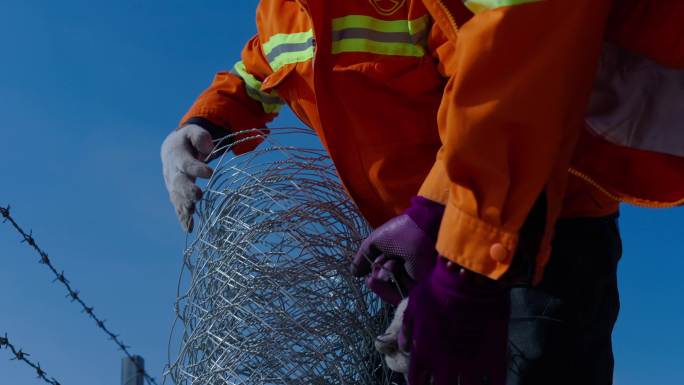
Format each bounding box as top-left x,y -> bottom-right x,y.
433,0 -> 613,280
180,36 -> 279,154
416,23 -> 455,206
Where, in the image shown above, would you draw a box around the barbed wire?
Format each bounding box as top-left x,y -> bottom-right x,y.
0,205 -> 159,385
0,333 -> 61,385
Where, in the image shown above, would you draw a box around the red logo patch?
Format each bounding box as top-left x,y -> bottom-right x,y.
369,0 -> 406,16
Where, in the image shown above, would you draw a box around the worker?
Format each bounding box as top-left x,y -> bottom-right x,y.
161,4 -> 453,382
161,1 -> 450,234
161,2 -> 511,383
160,1 -> 682,384
352,1 -> 684,385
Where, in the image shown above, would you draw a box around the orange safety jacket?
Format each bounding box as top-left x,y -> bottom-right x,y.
182,0 -> 621,280
420,0 -> 684,282
572,0 -> 684,209
182,0 -> 448,227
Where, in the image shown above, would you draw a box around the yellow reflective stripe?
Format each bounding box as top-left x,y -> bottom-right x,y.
232,61 -> 284,114
331,15 -> 428,57
331,15 -> 429,36
332,39 -> 424,57
261,30 -> 315,70
259,100 -> 284,114
233,62 -> 263,93
464,0 -> 542,13
268,47 -> 315,71
261,30 -> 313,56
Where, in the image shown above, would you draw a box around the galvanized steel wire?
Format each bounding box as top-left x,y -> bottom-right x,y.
167,128 -> 394,385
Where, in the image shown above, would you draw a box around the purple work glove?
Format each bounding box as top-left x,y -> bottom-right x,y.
400,258 -> 508,385
351,196 -> 444,305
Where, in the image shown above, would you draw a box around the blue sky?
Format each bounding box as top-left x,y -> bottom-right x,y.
0,1 -> 682,384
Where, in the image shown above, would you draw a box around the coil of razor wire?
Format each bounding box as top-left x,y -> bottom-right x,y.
166,127 -> 395,385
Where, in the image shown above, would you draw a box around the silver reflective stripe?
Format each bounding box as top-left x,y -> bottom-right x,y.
262,30 -> 315,70
266,38 -> 315,63
464,0 -> 542,13
231,61 -> 284,114
330,15 -> 428,57
586,44 -> 684,158
243,85 -> 284,106
331,28 -> 427,45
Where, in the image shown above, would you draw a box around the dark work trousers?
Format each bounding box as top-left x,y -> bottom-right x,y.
506,214 -> 622,385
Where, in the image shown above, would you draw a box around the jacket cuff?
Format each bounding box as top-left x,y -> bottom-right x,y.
417,158 -> 450,205
436,201 -> 519,280
404,196 -> 445,240
181,117 -> 235,160
182,117 -> 231,141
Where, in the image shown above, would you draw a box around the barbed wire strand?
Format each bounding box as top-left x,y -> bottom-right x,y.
0,333 -> 61,385
0,206 -> 159,385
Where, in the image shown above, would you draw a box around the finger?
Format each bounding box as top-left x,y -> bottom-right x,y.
385,294 -> 406,334
187,125 -> 215,159
170,174 -> 203,203
375,332 -> 397,355
378,297 -> 411,375
350,235 -> 381,277
174,200 -> 195,233
375,296 -> 409,355
177,152 -> 214,179
385,350 -> 410,375
367,254 -> 417,300
393,268 -> 417,300
377,259 -> 415,301
376,259 -> 399,282
367,273 -> 403,306
170,179 -> 202,233
181,211 -> 194,233
366,257 -> 403,304
399,298 -> 415,353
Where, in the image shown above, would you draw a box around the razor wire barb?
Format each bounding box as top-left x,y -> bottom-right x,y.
0,205 -> 159,385
0,333 -> 61,385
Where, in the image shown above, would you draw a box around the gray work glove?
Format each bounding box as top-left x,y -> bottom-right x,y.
375,298 -> 410,376
161,124 -> 215,232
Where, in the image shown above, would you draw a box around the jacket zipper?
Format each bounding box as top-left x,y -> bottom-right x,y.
435,0 -> 460,34
296,0 -> 317,67
568,168 -> 684,208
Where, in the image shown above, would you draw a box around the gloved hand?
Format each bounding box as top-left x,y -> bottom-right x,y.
350,196 -> 444,305
400,258 -> 508,385
161,124 -> 215,232
375,298 -> 410,375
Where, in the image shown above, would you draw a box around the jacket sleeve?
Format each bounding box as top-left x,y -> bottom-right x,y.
416,22 -> 456,206
180,35 -> 285,154
433,0 -> 613,280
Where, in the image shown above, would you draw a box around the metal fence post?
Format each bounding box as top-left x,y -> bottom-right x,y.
121,355 -> 145,385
